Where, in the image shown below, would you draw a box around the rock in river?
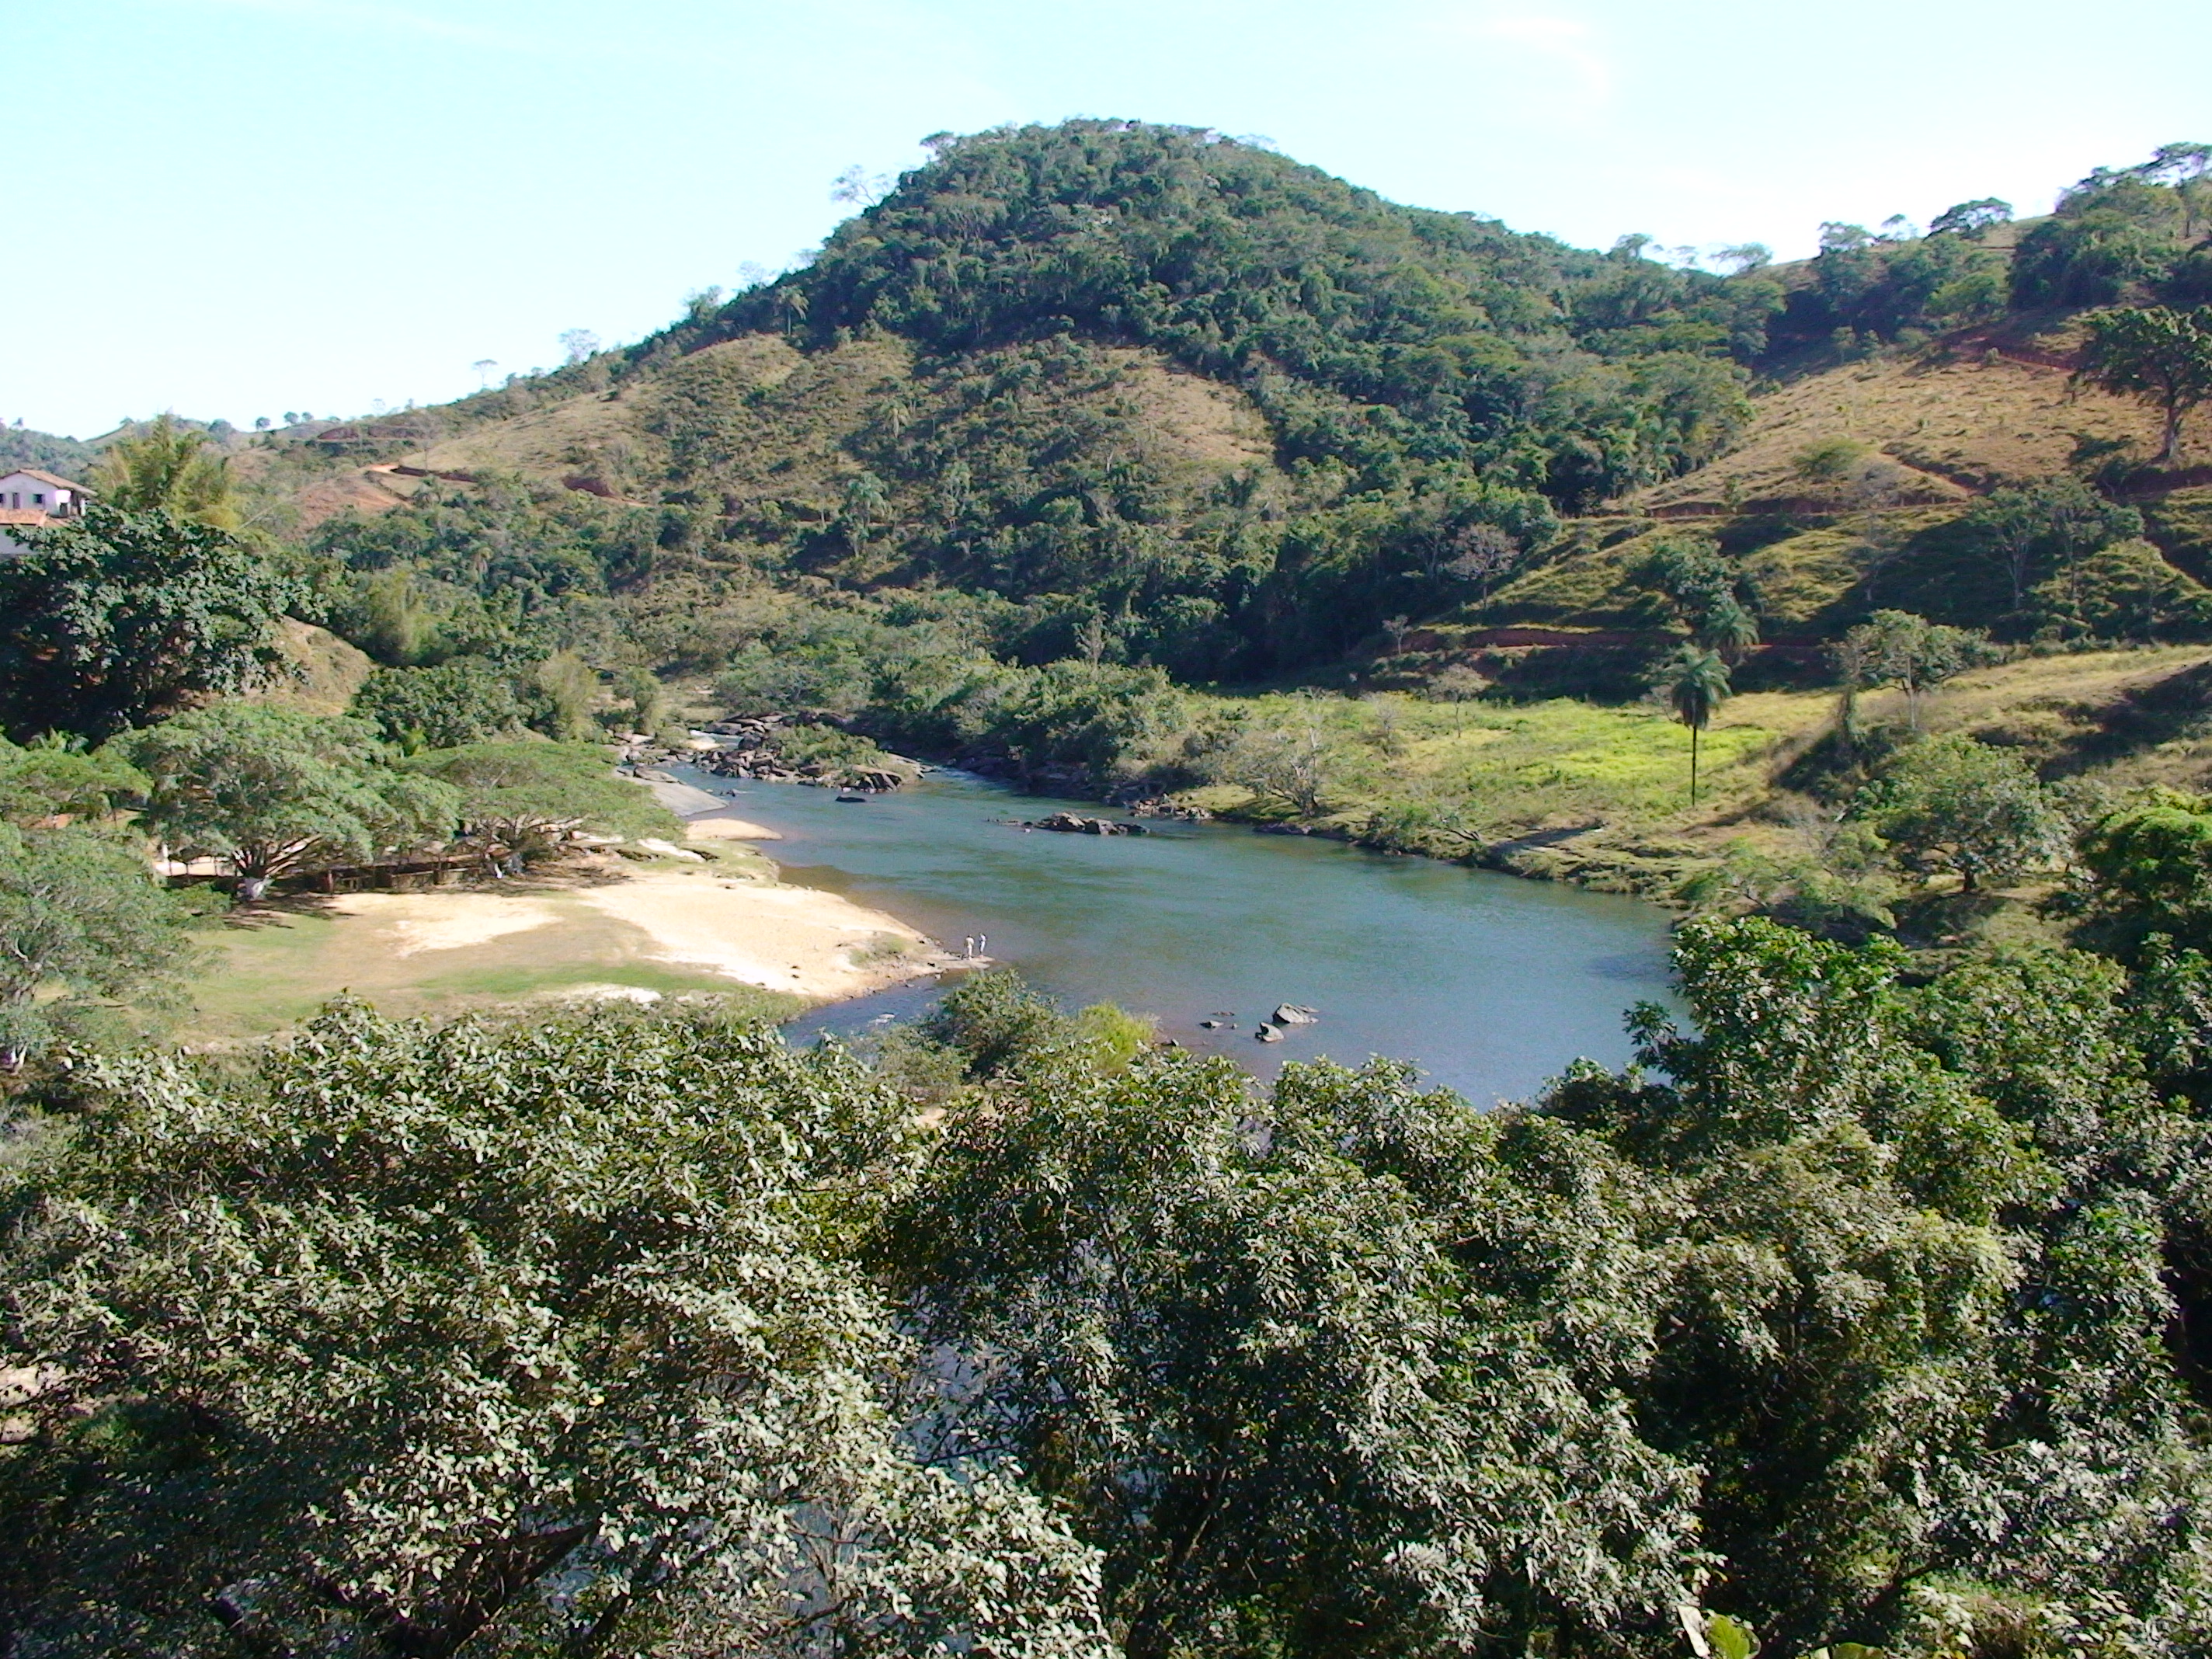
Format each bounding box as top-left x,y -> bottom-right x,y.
1254,1024 -> 1285,1043
1029,812 -> 1148,836
1274,1004 -> 1318,1025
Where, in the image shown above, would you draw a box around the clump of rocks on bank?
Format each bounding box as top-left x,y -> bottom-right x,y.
670,715 -> 922,791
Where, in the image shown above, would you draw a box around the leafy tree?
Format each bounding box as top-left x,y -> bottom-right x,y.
1210,706 -> 1334,816
351,659 -> 527,750
1553,918 -> 2210,1648
0,505 -> 295,743
1929,197 -> 2013,238
1657,645 -> 1730,803
1853,732 -> 2068,890
119,704 -> 459,899
0,823 -> 198,1067
2074,304 -> 2212,464
86,413 -> 241,530
406,739 -> 680,866
883,1039 -> 1705,1658
1839,610 -> 1995,728
0,736 -> 147,826
610,663 -> 666,733
530,650 -> 600,740
0,1000 -> 1109,1655
2076,789 -> 2212,955
1637,535 -> 1761,658
1960,476 -> 2144,614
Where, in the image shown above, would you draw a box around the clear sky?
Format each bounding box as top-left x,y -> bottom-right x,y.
11,0 -> 2210,439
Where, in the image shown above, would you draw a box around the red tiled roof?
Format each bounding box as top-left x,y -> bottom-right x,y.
0,468 -> 87,492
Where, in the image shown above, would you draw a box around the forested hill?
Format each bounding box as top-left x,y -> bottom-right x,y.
39,122 -> 2212,684
694,120 -> 1777,512
356,120 -> 1789,677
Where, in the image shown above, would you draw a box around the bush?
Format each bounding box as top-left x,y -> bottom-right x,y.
352,659 -> 528,750
1853,732 -> 2069,890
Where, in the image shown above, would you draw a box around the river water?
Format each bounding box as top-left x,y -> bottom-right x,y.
678,767 -> 1678,1106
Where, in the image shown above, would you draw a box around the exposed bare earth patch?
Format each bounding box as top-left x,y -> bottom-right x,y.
291,468 -> 417,530
327,892 -> 564,955
683,816 -> 783,840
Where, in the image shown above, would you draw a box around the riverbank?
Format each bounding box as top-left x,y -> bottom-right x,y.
178,830 -> 957,1045
1122,646 -> 2212,901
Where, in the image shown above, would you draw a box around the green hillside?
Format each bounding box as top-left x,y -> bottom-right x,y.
21,121 -> 2212,899
28,123 -> 2210,687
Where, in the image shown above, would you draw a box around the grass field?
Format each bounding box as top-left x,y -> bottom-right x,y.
1183,645 -> 2212,895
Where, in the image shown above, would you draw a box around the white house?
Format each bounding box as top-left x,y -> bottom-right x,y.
0,468 -> 91,555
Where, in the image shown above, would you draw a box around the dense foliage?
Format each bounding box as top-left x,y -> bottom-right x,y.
10,891 -> 2212,1654
0,505 -> 294,743
0,823 -> 197,1067
719,123 -> 1772,509
574,120 -> 1776,673
0,1001 -> 1108,1656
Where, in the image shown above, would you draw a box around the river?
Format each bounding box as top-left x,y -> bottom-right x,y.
677,766 -> 1678,1105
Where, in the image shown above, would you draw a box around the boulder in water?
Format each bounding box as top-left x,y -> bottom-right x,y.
1274,1004 -> 1318,1025
1031,812 -> 1147,836
1254,1024 -> 1285,1044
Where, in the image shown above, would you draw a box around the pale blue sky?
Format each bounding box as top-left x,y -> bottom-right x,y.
11,0 -> 2209,438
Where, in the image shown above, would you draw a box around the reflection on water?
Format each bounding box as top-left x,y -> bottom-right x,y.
683,767 -> 1678,1106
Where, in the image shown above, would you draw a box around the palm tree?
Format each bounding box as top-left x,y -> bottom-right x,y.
1696,594 -> 1762,663
1661,646 -> 1731,805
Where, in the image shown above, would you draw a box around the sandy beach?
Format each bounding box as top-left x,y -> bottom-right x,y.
572,867 -> 948,998
322,854 -> 951,1003
186,809 -> 954,1043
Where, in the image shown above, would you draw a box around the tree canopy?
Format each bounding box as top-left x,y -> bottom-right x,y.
0,505 -> 294,743
0,823 -> 198,1066
119,703 -> 459,894
86,414 -> 242,530
1853,731 -> 2070,891
2074,304 -> 2212,463
405,739 -> 680,860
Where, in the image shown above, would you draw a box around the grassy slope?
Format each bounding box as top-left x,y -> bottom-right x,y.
1635,319 -> 2163,511
1469,336 -> 2200,643
409,334 -> 1277,567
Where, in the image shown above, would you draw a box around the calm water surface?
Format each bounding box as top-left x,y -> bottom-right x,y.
680,767 -> 1677,1105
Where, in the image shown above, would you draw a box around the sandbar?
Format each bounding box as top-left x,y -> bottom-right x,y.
682,815 -> 783,840
572,866 -> 951,1000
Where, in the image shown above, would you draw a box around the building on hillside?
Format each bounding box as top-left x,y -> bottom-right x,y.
0,468 -> 92,555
